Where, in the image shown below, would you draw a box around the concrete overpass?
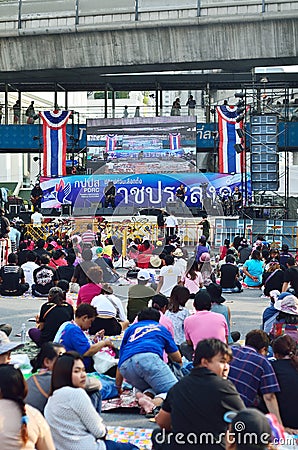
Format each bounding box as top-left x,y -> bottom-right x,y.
0,0 -> 297,90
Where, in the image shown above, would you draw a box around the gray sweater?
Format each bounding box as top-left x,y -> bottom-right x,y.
44,386 -> 106,450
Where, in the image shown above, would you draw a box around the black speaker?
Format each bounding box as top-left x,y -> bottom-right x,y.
41,208 -> 53,216
19,211 -> 32,224
61,204 -> 72,216
9,204 -> 21,215
117,207 -> 135,216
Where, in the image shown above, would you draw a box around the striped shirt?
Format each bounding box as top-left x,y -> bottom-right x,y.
228,345 -> 280,407
81,231 -> 96,244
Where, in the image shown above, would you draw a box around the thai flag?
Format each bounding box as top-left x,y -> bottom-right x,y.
106,134 -> 117,152
39,110 -> 72,177
169,133 -> 181,150
217,105 -> 244,174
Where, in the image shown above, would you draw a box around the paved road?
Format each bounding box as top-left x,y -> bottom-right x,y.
0,287 -> 268,430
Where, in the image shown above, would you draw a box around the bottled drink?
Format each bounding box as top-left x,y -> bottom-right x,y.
21,323 -> 26,344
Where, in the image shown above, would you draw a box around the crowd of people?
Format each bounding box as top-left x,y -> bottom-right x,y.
0,221 -> 298,449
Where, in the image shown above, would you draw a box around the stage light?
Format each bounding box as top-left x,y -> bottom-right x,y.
33,156 -> 39,162
236,129 -> 245,139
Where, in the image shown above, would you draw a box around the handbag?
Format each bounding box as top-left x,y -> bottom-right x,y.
126,268 -> 140,279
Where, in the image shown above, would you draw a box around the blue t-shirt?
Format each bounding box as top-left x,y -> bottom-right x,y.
61,323 -> 92,369
118,320 -> 178,368
243,259 -> 264,286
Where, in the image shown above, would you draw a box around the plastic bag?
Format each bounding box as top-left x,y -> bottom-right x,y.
93,348 -> 118,374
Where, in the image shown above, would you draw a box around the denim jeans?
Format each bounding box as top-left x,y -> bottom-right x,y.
105,440 -> 139,450
119,352 -> 178,394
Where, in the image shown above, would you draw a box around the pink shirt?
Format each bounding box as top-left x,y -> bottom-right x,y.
77,283 -> 102,306
184,310 -> 228,348
181,272 -> 203,294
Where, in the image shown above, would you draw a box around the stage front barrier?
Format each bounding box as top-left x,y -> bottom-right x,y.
0,239 -> 10,267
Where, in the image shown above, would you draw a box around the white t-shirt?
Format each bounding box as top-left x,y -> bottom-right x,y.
91,294 -> 127,321
21,261 -> 39,287
165,215 -> 178,228
159,264 -> 181,297
31,212 -> 43,225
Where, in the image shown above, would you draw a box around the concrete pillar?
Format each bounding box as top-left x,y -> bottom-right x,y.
112,91 -> 115,118
104,88 -> 108,118
4,84 -> 8,125
155,89 -> 159,117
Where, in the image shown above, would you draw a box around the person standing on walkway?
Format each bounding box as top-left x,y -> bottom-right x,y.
186,94 -> 196,116
13,100 -> 20,124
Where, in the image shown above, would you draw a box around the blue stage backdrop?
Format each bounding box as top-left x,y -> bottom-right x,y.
40,173 -> 251,210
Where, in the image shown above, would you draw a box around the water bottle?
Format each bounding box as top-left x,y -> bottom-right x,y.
21,323 -> 26,344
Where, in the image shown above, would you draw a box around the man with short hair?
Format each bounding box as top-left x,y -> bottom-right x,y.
228,329 -> 282,424
116,307 -> 181,396
282,256 -> 298,295
81,223 -> 97,247
59,303 -> 113,371
0,253 -> 29,296
21,250 -> 39,289
152,339 -> 245,450
32,254 -> 58,297
31,207 -> 43,226
127,269 -> 156,323
181,290 -> 229,361
156,255 -> 181,298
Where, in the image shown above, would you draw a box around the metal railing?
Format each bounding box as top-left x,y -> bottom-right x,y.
0,0 -> 297,32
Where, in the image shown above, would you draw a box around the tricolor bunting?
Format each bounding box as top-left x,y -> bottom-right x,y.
217,105 -> 244,174
39,110 -> 72,177
169,132 -> 181,150
106,134 -> 117,152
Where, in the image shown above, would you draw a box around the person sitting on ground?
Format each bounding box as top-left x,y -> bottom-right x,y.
17,241 -> 31,266
77,266 -> 103,306
137,239 -> 153,269
94,247 -> 120,283
116,307 -> 182,410
152,339 -> 245,450
0,365 -> 55,450
127,269 -> 156,323
0,330 -> 24,364
195,235 -> 210,263
21,250 -> 39,291
32,254 -> 58,297
34,238 -> 50,264
242,249 -> 264,287
181,290 -> 229,361
207,283 -> 238,345
90,283 -> 129,336
225,409 -> 273,450
56,252 -> 75,282
0,253 -> 29,296
44,352 -> 138,450
282,256 -> 298,296
219,238 -> 230,261
48,249 -> 67,269
228,329 -> 282,424
198,252 -> 216,286
26,342 -> 102,416
172,248 -> 187,277
237,238 -> 252,264
71,248 -> 97,287
29,286 -> 74,347
265,248 -> 280,267
162,236 -> 176,256
165,285 -> 190,348
268,292 -> 298,344
58,303 -> 113,372
181,258 -> 203,298
156,254 -> 181,298
279,243 -> 293,268
26,342 -> 66,413
220,254 -> 243,292
271,334 -> 298,431
262,261 -> 284,297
